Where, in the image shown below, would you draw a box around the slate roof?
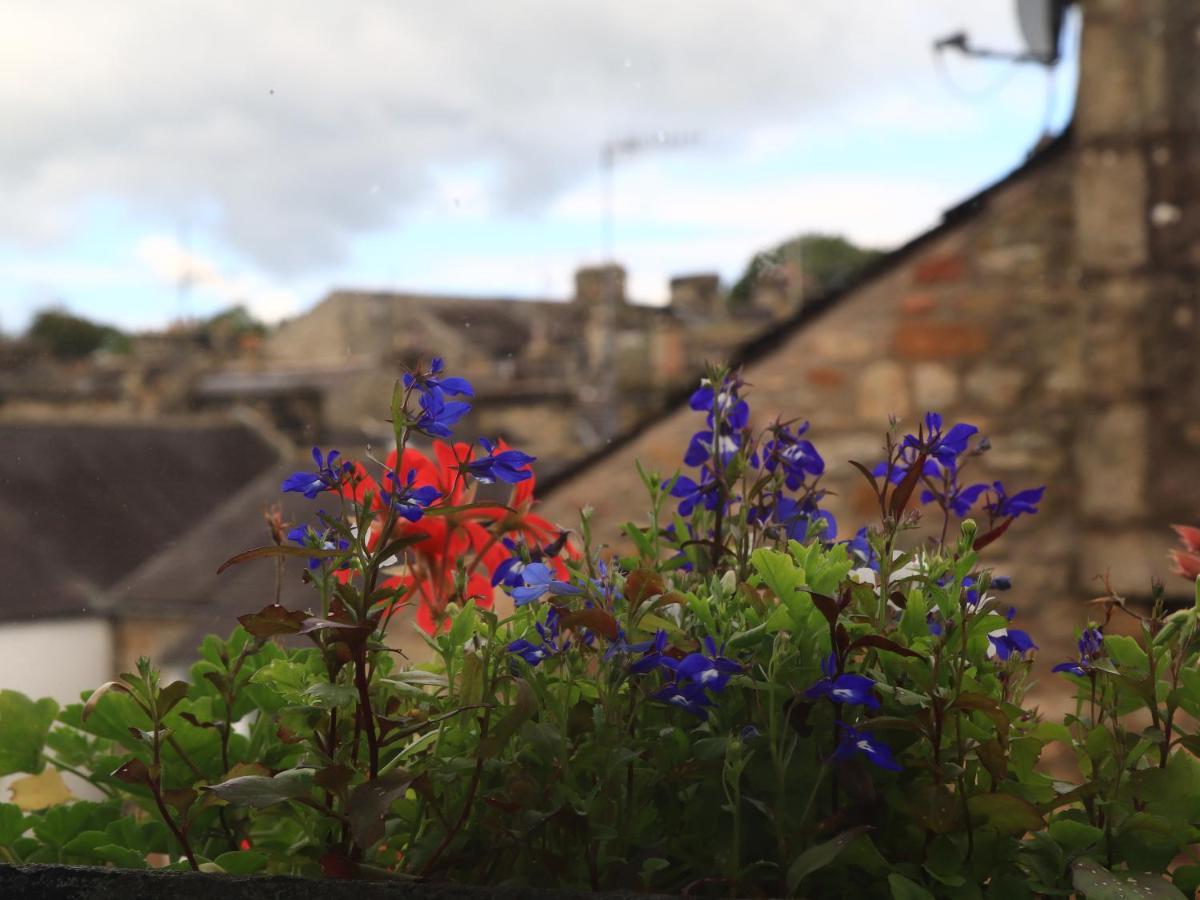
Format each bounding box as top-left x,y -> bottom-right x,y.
102,459 -> 317,662
0,420 -> 282,622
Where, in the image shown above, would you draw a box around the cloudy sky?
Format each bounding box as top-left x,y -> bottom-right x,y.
0,1 -> 1078,333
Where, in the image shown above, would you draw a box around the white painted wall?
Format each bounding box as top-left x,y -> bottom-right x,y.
0,618 -> 113,706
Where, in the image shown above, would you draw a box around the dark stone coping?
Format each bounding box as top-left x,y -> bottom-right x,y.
0,864 -> 679,899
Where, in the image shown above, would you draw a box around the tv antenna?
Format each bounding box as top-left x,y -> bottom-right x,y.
934,0 -> 1072,66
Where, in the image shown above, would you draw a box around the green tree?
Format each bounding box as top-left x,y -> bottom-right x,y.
26,309 -> 129,360
728,232 -> 885,308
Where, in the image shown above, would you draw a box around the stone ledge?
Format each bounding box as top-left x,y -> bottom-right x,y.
0,864 -> 674,900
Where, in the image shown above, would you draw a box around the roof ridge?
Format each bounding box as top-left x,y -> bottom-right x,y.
538,125 -> 1075,496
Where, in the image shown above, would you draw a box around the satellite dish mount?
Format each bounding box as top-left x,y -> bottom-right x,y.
934,0 -> 1073,66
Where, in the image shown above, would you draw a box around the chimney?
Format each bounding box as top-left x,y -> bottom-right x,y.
669,273 -> 723,320
573,264 -> 626,307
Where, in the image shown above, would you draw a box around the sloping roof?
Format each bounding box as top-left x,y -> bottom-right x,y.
538,126 -> 1075,497
0,420 -> 282,622
102,459 -> 317,661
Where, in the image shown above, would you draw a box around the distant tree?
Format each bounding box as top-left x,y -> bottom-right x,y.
205,304 -> 266,337
728,232 -> 886,308
26,309 -> 129,359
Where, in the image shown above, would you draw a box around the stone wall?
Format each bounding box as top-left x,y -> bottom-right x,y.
537,0 -> 1200,680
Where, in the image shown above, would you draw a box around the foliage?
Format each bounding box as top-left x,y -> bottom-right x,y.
0,358 -> 1197,898
728,232 -> 886,308
26,308 -> 129,359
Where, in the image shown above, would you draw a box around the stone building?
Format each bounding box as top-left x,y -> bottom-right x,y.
537,0 -> 1200,668
192,266 -> 775,473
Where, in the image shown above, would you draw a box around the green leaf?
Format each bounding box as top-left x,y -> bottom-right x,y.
786,826 -> 869,893
1071,858 -> 1186,899
1048,817 -> 1104,852
301,682 -> 359,710
889,872 -> 936,900
480,678 -> 536,758
750,548 -> 803,609
1104,635 -> 1148,672
967,792 -> 1045,836
203,768 -> 316,808
213,850 -> 269,874
0,803 -> 29,845
0,691 -> 59,776
346,767 -> 416,848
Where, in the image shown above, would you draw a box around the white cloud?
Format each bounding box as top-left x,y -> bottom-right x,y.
134,235 -> 303,323
1,1 -> 1036,275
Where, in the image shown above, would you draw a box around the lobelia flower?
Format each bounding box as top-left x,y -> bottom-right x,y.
985,481 -> 1045,519
282,447 -> 352,499
381,469 -> 440,522
987,609 -> 1038,661
771,493 -> 837,542
508,561 -> 583,606
919,458 -> 989,517
413,388 -> 471,439
464,438 -> 535,485
1052,626 -> 1105,677
651,681 -> 714,718
672,636 -> 741,690
665,468 -> 722,516
805,654 -> 881,709
286,522 -> 350,570
875,412 -> 979,486
831,724 -> 903,772
763,422 -> 825,490
689,378 -> 749,431
905,412 -> 979,467
627,630 -> 671,673
508,617 -> 569,667
683,430 -> 741,467
845,527 -> 878,571
604,627 -> 665,664
402,357 -> 475,399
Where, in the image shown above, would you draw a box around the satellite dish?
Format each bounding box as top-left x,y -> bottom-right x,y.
1016,0 -> 1068,64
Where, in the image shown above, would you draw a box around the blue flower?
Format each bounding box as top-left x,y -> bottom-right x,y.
672,637 -> 741,690
772,494 -> 837,542
403,357 -> 474,398
904,412 -> 978,467
508,619 -> 568,667
465,439 -> 535,484
1053,626 -> 1104,677
604,627 -> 665,664
627,630 -> 671,673
413,388 -> 471,439
987,610 -> 1038,661
918,459 -> 989,517
689,378 -> 749,430
985,482 -> 1045,519
683,430 -> 741,467
763,423 -> 824,490
804,654 -> 880,709
651,682 -> 714,718
381,469 -> 440,522
992,575 -> 1013,591
831,724 -> 902,772
665,469 -> 721,516
286,521 -> 350,570
845,527 -> 878,570
281,447 -> 350,499
508,562 -> 583,606
926,612 -> 944,637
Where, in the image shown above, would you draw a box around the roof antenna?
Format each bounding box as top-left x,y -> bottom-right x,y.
933,0 -> 1072,66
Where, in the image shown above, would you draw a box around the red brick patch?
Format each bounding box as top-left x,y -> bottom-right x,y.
912,253 -> 966,285
893,321 -> 989,360
900,293 -> 937,316
805,367 -> 847,387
